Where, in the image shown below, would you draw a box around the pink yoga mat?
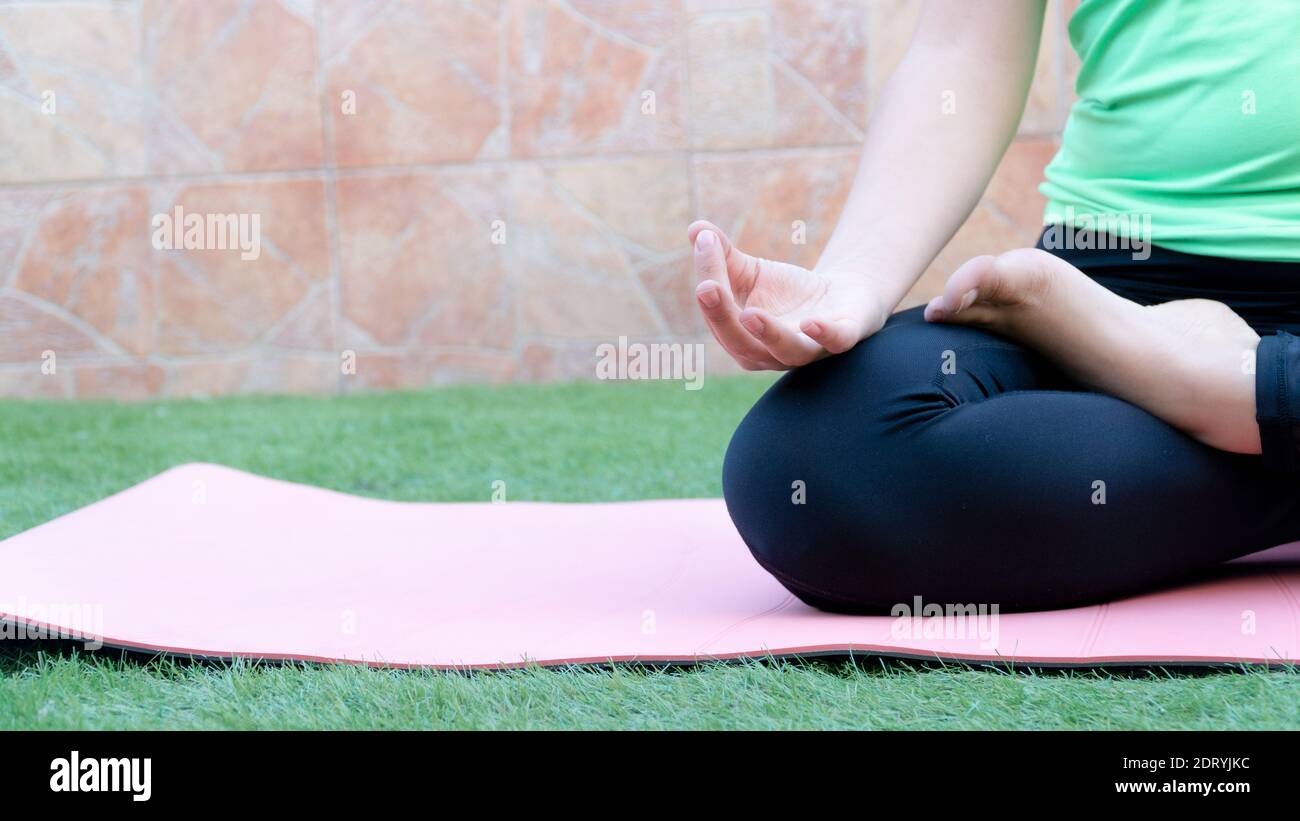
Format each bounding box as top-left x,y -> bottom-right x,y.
1,464 -> 1297,668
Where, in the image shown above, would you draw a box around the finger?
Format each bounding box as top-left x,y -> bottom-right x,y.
687,219 -> 762,301
738,307 -> 823,367
695,237 -> 782,368
696,279 -> 782,369
800,316 -> 864,355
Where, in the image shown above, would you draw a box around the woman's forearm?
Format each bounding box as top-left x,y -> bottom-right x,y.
817,0 -> 1047,313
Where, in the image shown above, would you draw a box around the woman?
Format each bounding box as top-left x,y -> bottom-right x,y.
694,0 -> 1300,612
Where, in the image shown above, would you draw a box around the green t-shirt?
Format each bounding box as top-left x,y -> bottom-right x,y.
1040,0 -> 1300,261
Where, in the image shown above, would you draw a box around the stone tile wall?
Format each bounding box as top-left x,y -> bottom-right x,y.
0,0 -> 1076,398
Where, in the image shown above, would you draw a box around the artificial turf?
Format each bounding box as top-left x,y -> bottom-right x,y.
1,376 -> 1296,730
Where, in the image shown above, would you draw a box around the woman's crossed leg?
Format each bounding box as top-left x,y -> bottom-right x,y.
722,306 -> 1300,613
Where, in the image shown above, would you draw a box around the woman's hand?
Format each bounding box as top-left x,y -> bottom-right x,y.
689,220 -> 889,370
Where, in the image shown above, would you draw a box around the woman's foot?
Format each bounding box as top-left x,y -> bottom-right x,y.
925,249 -> 1262,454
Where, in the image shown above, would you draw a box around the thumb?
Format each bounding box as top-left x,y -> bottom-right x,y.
692,225 -> 735,304
687,219 -> 761,299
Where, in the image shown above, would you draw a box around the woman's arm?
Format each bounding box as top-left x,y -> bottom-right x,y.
690,0 -> 1048,370
817,0 -> 1047,311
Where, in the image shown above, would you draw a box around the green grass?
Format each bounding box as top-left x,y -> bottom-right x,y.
2,377 -> 1297,730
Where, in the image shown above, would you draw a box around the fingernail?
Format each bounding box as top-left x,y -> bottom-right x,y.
696,282 -> 720,308
695,230 -> 715,253
955,288 -> 978,313
740,314 -> 764,337
925,298 -> 946,321
802,320 -> 823,337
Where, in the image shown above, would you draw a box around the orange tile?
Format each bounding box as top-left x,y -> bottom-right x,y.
0,0 -> 1076,398
11,188 -> 156,356
507,0 -> 686,156
771,0 -> 867,143
0,292 -> 104,363
0,368 -> 73,400
322,0 -> 505,167
0,3 -> 148,181
335,170 -> 512,349
165,355 -> 339,398
518,341 -> 600,382
511,163 -> 664,340
143,0 -> 323,173
153,179 -> 331,355
692,148 -> 859,269
74,363 -> 166,400
343,350 -> 518,391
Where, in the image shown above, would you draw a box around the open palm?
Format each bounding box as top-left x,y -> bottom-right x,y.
688,221 -> 885,370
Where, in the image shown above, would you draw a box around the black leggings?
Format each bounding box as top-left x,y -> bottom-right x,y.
722,235 -> 1300,613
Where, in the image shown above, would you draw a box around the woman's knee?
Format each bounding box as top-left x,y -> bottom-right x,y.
721,337 -> 939,612
723,414 -> 914,612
